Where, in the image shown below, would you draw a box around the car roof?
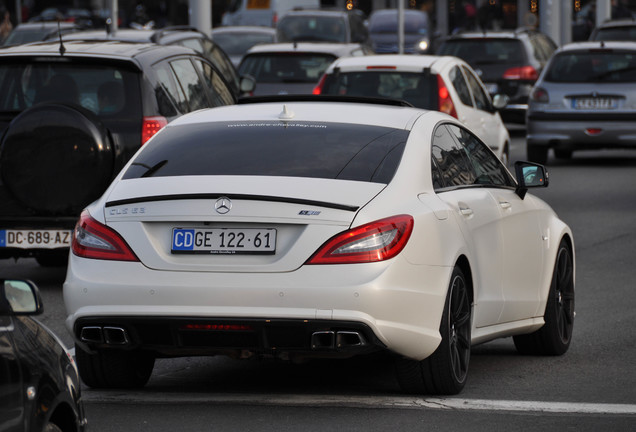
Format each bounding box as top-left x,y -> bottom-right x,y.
597,19 -> 636,28
13,22 -> 79,30
0,39 -> 201,65
245,42 -> 364,55
58,28 -> 209,44
169,100 -> 435,131
326,54 -> 457,73
444,29 -> 534,40
556,40 -> 636,52
279,10 -> 350,18
210,26 -> 276,35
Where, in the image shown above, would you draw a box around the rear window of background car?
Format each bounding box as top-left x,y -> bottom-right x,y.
123,121 -> 408,184
0,61 -> 140,117
438,38 -> 525,65
544,51 -> 636,83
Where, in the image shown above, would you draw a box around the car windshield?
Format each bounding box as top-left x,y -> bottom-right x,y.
0,60 -> 140,117
211,32 -> 275,56
322,71 -> 436,109
277,16 -> 346,43
370,12 -> 428,35
544,50 -> 636,82
239,53 -> 337,83
438,38 -> 525,65
123,121 -> 408,184
593,26 -> 636,41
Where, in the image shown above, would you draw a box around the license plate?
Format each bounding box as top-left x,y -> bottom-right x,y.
171,228 -> 276,254
0,229 -> 72,249
573,98 -> 618,110
485,83 -> 499,94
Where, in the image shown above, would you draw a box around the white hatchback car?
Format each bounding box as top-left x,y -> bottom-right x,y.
64,98 -> 574,394
314,55 -> 511,164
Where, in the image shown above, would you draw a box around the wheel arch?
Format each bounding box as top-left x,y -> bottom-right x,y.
455,254 -> 474,307
47,401 -> 80,432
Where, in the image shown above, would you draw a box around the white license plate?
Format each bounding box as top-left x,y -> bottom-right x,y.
486,83 -> 499,94
0,229 -> 72,249
573,98 -> 618,110
171,228 -> 276,254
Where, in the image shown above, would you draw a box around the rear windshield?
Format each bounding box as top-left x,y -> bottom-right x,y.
437,38 -> 525,65
212,32 -> 275,56
0,60 -> 141,117
277,16 -> 346,43
321,71 -> 436,109
239,53 -> 337,83
123,120 -> 408,184
544,50 -> 636,83
369,13 -> 428,35
593,27 -> 636,41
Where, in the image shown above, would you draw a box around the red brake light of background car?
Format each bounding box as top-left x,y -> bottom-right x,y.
437,75 -> 458,119
71,210 -> 139,261
530,87 -> 549,103
141,116 -> 168,145
306,215 -> 414,265
503,65 -> 539,81
313,74 -> 327,94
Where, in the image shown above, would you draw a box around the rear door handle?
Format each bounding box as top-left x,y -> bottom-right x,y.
499,201 -> 511,209
459,206 -> 473,216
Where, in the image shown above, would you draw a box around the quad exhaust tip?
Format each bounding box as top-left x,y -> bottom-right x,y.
311,330 -> 366,350
80,326 -> 130,345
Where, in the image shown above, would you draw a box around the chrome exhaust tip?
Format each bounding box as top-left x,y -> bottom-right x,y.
311,331 -> 335,349
336,331 -> 366,348
103,326 -> 130,345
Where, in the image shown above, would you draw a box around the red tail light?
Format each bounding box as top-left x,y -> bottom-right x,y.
437,75 -> 458,119
72,210 -> 139,261
306,215 -> 414,265
313,74 -> 327,95
530,87 -> 549,103
503,66 -> 538,81
141,116 -> 168,145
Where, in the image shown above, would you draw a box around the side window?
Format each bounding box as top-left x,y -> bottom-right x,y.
462,66 -> 491,112
447,124 -> 514,187
194,60 -> 235,107
449,66 -> 472,107
431,124 -> 476,189
154,61 -> 187,116
170,58 -> 210,112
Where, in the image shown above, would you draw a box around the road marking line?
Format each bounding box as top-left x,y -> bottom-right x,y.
81,392 -> 636,415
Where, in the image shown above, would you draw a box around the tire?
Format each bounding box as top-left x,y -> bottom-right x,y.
396,266 -> 471,395
75,345 -> 155,389
43,423 -> 64,432
0,103 -> 114,215
527,144 -> 548,165
514,240 -> 574,356
554,149 -> 573,159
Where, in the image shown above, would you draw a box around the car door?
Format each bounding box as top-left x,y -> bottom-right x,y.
431,123 -> 505,328
448,125 -> 544,323
0,315 -> 23,431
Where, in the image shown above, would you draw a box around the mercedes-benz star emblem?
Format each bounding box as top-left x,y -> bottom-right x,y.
215,197 -> 232,214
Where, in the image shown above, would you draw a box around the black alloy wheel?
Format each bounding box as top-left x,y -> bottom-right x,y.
514,239 -> 575,355
396,266 -> 471,395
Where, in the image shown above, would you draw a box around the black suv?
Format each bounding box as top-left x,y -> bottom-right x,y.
275,9 -> 370,46
437,28 -> 557,123
0,40 -> 236,265
56,26 -> 255,97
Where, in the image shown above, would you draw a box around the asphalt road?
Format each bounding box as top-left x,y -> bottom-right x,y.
2,128 -> 636,431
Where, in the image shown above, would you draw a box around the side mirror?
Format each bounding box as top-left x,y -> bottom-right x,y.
1,279 -> 42,315
514,161 -> 549,199
492,94 -> 509,110
239,74 -> 256,95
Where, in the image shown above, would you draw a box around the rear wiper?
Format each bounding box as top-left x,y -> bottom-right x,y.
131,159 -> 168,178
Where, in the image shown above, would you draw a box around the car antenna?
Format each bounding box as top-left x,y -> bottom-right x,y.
57,21 -> 66,56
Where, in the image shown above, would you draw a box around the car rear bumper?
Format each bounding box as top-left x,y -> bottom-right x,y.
527,114 -> 636,150
64,255 -> 452,361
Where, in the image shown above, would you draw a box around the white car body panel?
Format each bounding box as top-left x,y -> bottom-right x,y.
64,102 -> 573,365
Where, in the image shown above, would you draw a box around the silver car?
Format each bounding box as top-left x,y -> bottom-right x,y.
526,41 -> 636,164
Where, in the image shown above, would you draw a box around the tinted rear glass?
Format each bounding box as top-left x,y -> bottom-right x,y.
277,16 -> 346,43
438,38 -> 525,65
212,32 -> 275,56
123,120 -> 408,184
321,71 -> 436,109
0,60 -> 140,117
544,50 -> 636,82
239,53 -> 337,83
593,27 -> 636,41
369,12 -> 428,34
